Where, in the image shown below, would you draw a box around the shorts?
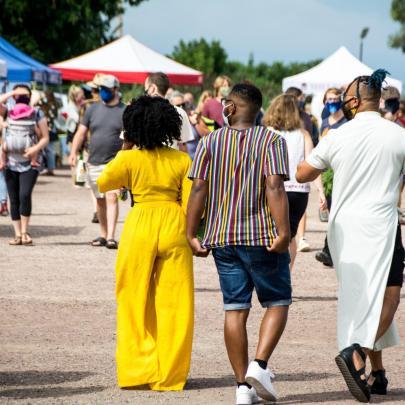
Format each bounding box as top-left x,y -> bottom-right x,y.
87,163 -> 106,198
287,192 -> 309,239
387,224 -> 404,287
212,245 -> 292,311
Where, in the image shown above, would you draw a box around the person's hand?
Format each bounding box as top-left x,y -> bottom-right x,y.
188,237 -> 210,257
267,234 -> 290,253
23,146 -> 38,159
319,191 -> 328,211
69,153 -> 77,168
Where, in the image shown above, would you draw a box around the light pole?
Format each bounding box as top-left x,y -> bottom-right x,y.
359,27 -> 369,62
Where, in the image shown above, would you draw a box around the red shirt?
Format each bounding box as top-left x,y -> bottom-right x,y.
202,98 -> 224,127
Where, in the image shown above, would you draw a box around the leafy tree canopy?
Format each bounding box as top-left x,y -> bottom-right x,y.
0,0 -> 147,63
170,38 -> 321,102
389,0 -> 405,52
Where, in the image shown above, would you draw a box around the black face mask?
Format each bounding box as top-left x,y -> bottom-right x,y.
341,95 -> 359,121
15,95 -> 31,105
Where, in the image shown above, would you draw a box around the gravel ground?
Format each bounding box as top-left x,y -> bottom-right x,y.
0,168 -> 404,404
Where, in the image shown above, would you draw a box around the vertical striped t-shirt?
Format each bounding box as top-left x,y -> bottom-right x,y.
189,126 -> 289,248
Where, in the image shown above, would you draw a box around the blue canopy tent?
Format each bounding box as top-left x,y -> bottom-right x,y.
0,37 -> 61,84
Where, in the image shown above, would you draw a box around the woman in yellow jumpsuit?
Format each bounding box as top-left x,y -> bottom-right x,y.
97,96 -> 194,391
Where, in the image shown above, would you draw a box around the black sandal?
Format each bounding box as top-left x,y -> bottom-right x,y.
106,239 -> 118,249
368,369 -> 388,395
91,237 -> 107,247
335,343 -> 370,402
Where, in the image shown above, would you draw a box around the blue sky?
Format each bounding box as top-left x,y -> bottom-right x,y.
123,0 -> 405,86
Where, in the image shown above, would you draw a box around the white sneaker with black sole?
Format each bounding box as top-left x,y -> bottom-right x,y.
236,385 -> 260,404
245,361 -> 277,402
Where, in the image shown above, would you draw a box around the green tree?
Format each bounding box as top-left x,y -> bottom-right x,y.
171,38 -> 228,82
0,0 -> 148,63
389,0 -> 405,52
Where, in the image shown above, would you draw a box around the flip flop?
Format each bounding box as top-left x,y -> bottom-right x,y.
106,239 -> 118,249
9,236 -> 22,246
335,343 -> 370,402
91,237 -> 107,247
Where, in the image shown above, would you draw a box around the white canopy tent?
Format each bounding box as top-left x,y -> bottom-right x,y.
50,34 -> 203,85
0,59 -> 7,78
282,46 -> 402,94
282,46 -> 402,122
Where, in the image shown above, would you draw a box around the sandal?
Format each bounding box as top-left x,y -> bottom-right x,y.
22,233 -> 33,246
91,237 -> 107,247
368,369 -> 388,395
335,343 -> 370,402
9,236 -> 22,246
106,239 -> 118,249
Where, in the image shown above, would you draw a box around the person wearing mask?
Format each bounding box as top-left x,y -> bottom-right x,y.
188,83 -> 291,404
285,87 -> 319,254
38,90 -> 60,176
0,85 -> 49,245
263,94 -> 326,269
202,75 -> 232,127
168,91 -> 210,159
316,88 -> 348,268
144,72 -> 194,152
297,70 -> 405,402
97,96 -> 193,391
183,92 -> 196,110
380,86 -> 403,127
69,75 -> 125,249
80,75 -> 103,224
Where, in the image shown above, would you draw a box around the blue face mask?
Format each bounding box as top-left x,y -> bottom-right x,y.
326,101 -> 342,114
99,87 -> 114,103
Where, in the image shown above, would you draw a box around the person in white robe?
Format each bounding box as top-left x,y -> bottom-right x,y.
296,69 -> 405,403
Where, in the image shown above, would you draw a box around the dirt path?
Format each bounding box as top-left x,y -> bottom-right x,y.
0,168 -> 404,404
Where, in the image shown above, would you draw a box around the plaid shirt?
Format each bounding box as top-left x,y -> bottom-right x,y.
189,126 -> 289,248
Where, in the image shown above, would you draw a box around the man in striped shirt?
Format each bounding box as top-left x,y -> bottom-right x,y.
187,83 -> 291,404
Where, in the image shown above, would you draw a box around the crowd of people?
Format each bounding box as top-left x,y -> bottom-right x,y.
0,69 -> 404,404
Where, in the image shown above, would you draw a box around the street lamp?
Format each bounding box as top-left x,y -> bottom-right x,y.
359,27 -> 369,62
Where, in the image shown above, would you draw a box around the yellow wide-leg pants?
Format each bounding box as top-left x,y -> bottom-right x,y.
115,202 -> 194,390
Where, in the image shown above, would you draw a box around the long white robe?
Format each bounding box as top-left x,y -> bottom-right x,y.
307,111 -> 405,351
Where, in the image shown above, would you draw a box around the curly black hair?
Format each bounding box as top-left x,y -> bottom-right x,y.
122,96 -> 182,149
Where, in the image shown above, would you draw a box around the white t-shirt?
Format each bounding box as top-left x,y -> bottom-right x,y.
119,104 -> 194,150
173,105 -> 194,149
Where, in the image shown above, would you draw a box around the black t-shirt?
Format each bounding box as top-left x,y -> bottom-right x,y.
82,101 -> 125,165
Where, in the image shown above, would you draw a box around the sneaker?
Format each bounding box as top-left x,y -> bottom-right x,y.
297,237 -> 310,252
245,361 -> 277,402
236,385 -> 260,405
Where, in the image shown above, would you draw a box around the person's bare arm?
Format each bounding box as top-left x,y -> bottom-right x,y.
266,175 -> 290,253
24,117 -> 49,159
186,179 -> 209,257
69,124 -> 88,167
296,160 -> 323,183
303,130 -> 327,210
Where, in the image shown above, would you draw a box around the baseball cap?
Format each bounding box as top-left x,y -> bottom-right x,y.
86,73 -> 104,89
98,74 -> 120,89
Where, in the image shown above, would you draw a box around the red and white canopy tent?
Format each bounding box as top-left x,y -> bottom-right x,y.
50,35 -> 203,85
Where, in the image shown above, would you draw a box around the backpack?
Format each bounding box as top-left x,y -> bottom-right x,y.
5,112 -> 38,166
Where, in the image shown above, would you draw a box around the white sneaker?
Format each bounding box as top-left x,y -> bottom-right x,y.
236,385 -> 260,404
245,361 -> 277,402
297,237 -> 310,252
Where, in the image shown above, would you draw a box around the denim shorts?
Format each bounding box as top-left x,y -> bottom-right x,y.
212,245 -> 292,311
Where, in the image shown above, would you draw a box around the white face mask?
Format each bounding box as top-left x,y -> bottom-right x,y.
222,103 -> 233,127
